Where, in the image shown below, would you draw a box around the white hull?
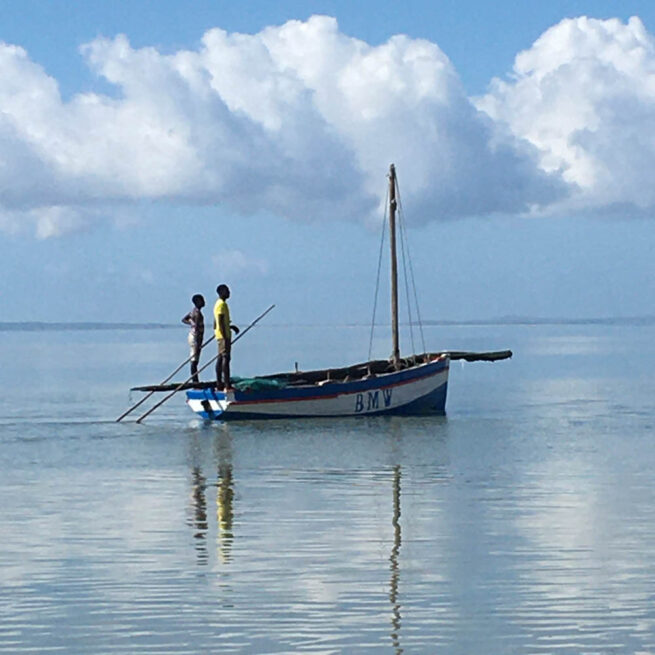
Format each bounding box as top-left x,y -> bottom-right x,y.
186,357 -> 449,420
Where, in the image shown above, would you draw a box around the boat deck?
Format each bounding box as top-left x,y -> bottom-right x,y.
130,350 -> 511,394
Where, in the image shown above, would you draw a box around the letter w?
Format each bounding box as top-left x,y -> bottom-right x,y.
383,388 -> 393,407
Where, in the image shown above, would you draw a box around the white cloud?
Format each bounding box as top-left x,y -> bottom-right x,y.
477,16 -> 655,215
0,206 -> 88,239
3,15 -> 655,238
211,249 -> 268,277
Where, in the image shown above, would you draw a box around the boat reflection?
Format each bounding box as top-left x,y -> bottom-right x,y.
187,422 -> 407,650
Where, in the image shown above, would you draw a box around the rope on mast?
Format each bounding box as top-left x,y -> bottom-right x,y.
396,177 -> 416,356
368,188 -> 388,362
396,183 -> 427,355
368,167 -> 427,361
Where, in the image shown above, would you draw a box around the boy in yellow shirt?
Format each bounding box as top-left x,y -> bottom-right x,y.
213,284 -> 239,390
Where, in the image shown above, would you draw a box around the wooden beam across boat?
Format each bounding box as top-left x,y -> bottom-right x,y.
131,381 -> 217,392
440,350 -> 513,362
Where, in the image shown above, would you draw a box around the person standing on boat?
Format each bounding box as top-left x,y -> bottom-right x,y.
182,294 -> 205,384
214,284 -> 239,391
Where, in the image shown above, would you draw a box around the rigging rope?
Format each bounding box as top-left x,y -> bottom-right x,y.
368,170 -> 427,360
396,181 -> 416,355
368,188 -> 388,362
397,183 -> 427,355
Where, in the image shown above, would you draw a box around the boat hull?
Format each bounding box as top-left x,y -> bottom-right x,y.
186,356 -> 449,420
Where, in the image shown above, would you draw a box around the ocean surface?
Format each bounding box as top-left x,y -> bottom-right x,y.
1,321 -> 655,654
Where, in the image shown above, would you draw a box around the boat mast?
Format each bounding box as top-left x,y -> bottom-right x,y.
389,164 -> 400,368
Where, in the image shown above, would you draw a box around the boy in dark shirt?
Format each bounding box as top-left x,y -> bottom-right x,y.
182,294 -> 205,383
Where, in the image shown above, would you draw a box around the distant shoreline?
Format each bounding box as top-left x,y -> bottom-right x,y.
0,322 -> 178,332
2,316 -> 655,331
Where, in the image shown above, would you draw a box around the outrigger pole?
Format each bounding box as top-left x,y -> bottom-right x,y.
133,304 -> 275,424
116,334 -> 217,422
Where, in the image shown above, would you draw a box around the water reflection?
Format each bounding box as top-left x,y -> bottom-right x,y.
389,464 -> 403,655
190,465 -> 209,565
186,429 -> 235,566
213,432 -> 234,564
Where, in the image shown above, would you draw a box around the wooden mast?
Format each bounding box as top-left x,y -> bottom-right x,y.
389,164 -> 400,368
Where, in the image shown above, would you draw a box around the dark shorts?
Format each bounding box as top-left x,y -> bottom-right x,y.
218,339 -> 231,357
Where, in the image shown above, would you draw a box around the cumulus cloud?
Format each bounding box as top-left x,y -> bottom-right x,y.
211,249 -> 268,277
1,14 -> 654,238
477,15 -> 655,215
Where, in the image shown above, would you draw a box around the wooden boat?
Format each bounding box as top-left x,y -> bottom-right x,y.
185,354 -> 450,420
123,165 -> 512,423
180,164 -> 508,420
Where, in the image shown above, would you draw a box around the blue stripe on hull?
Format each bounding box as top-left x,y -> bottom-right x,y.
188,381 -> 447,421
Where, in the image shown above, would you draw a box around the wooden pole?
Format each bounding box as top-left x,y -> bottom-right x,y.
441,350 -> 513,362
134,304 -> 275,424
389,164 -> 400,368
116,334 -> 216,422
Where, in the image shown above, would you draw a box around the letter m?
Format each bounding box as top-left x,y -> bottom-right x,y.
367,391 -> 380,410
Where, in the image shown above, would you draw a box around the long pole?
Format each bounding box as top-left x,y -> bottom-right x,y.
116,334 -> 216,422
389,164 -> 400,368
134,304 -> 275,424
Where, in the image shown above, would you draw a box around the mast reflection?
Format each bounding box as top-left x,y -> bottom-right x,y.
389,464 -> 403,654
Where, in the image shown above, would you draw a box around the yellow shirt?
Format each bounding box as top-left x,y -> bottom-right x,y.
213,299 -> 231,340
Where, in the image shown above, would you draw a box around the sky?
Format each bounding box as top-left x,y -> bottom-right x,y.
1,0 -> 655,326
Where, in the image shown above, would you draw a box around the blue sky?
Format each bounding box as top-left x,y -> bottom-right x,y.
1,0 -> 655,325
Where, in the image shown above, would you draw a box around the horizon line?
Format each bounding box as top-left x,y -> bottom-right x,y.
1,315 -> 655,331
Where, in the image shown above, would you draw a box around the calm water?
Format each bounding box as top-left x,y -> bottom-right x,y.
1,323 -> 655,653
